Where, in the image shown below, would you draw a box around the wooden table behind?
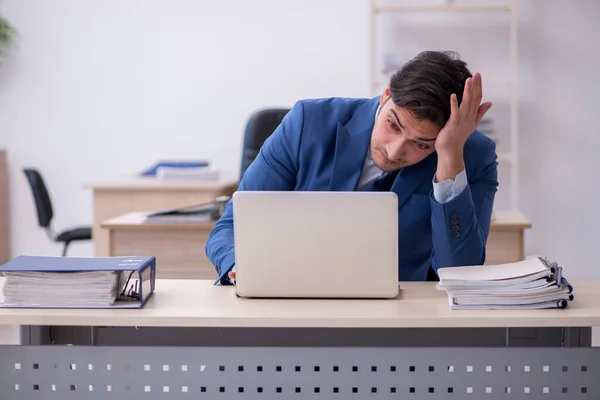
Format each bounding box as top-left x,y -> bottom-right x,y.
486,210 -> 532,264
102,210 -> 531,280
86,175 -> 237,258
102,212 -> 217,279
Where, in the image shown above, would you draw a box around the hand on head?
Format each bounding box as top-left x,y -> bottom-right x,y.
435,72 -> 492,155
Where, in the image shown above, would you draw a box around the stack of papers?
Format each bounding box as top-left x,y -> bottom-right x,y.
156,166 -> 219,182
139,160 -> 210,176
144,201 -> 220,224
1,270 -> 120,307
436,257 -> 574,310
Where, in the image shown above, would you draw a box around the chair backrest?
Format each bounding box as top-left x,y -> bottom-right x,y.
23,168 -> 53,228
240,108 -> 290,179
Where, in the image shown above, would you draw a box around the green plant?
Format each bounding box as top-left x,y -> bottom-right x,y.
0,16 -> 14,56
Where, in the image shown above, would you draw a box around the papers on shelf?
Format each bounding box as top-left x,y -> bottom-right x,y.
436,257 -> 574,310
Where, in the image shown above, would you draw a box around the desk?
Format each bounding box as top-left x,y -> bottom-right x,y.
86,176 -> 237,258
101,210 -> 532,280
102,212 -> 215,279
1,280 -> 599,398
486,210 -> 532,264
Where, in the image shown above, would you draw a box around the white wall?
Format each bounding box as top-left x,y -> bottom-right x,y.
518,0 -> 600,282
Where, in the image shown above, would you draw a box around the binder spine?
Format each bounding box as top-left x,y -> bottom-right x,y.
137,258 -> 156,306
117,258 -> 156,306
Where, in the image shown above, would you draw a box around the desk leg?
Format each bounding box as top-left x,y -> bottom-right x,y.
19,326 -> 52,346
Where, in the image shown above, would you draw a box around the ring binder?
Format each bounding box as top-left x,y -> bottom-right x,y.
0,255 -> 156,309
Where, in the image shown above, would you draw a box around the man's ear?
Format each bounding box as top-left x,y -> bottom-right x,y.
380,87 -> 391,106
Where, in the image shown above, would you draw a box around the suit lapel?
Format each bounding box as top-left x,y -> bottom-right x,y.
329,97 -> 380,191
392,152 -> 438,209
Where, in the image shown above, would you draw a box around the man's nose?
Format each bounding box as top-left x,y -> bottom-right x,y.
386,138 -> 406,160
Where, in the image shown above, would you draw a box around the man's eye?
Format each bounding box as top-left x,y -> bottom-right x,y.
387,119 -> 398,130
415,141 -> 428,150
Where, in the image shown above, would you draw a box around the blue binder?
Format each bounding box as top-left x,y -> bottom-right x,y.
140,161 -> 209,176
0,255 -> 156,309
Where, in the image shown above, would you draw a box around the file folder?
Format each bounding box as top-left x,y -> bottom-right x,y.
144,196 -> 230,223
0,255 -> 156,309
140,161 -> 209,176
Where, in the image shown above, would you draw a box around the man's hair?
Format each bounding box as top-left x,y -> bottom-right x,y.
388,50 -> 472,128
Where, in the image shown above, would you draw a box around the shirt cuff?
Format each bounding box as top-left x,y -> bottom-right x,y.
432,169 -> 468,204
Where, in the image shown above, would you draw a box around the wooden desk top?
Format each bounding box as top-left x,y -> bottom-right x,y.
491,210 -> 532,229
0,279 -> 597,328
101,212 -> 215,229
102,210 -> 531,231
84,175 -> 238,192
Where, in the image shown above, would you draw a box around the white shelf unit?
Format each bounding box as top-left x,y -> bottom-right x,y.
369,0 -> 519,211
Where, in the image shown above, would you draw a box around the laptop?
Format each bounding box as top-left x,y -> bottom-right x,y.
232,191 -> 399,299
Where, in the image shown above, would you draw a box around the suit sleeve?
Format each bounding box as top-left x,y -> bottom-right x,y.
205,102 -> 304,284
429,140 -> 498,272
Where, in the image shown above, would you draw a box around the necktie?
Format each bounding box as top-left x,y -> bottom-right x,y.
360,170 -> 399,192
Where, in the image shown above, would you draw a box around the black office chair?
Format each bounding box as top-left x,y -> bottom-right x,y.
240,108 -> 290,179
23,168 -> 92,256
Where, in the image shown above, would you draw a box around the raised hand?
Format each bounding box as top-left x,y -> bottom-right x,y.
435,72 -> 492,155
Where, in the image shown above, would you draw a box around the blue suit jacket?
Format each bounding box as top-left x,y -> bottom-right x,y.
206,96 -> 498,284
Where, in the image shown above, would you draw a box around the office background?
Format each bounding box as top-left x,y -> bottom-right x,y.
0,3 -> 597,278
1,0 -> 598,274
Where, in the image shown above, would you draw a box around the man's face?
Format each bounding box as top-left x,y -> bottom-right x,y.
370,88 -> 439,172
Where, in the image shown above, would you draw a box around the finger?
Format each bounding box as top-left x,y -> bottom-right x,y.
473,72 -> 483,105
475,102 -> 493,126
467,73 -> 482,118
450,93 -> 459,117
467,74 -> 481,120
228,271 -> 236,280
461,77 -> 472,111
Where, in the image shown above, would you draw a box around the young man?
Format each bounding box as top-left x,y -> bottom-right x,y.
206,50 -> 498,285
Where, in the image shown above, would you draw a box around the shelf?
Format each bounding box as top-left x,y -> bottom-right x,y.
373,5 -> 512,14
370,0 -> 519,210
